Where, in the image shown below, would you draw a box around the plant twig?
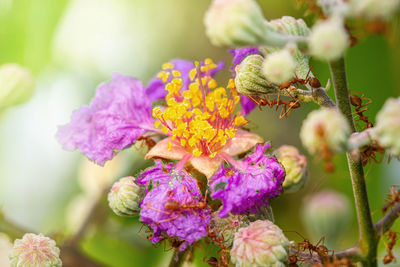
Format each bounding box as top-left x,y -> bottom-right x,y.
374,202 -> 400,238
329,57 -> 377,267
168,249 -> 188,267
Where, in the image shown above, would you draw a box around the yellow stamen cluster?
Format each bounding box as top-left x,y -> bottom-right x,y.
153,59 -> 247,158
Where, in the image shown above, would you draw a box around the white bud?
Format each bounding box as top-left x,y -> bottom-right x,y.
372,97 -> 400,156
350,0 -> 400,20
262,49 -> 296,84
309,18 -> 349,61
300,108 -> 351,155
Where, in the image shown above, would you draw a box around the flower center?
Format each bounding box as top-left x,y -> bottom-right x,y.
152,59 -> 247,158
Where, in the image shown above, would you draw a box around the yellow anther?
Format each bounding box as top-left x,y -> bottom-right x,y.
180,139 -> 187,147
193,148 -> 202,157
209,152 -> 217,159
162,62 -> 174,69
204,58 -> 213,65
154,120 -> 161,128
189,69 -> 197,80
225,128 -> 236,138
157,71 -> 170,83
208,79 -> 217,89
162,126 -> 169,134
168,141 -> 172,151
172,70 -> 181,77
227,79 -> 235,89
152,107 -> 162,118
234,116 -> 247,126
234,95 -> 240,104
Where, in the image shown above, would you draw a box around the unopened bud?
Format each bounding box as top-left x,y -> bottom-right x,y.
235,54 -> 279,96
300,108 -> 350,155
0,64 -> 34,110
301,190 -> 351,248
108,176 -> 145,216
309,18 -> 349,61
350,0 -> 400,20
9,233 -> 62,267
372,97 -> 400,156
274,145 -> 308,193
262,16 -> 312,79
231,220 -> 289,267
262,49 -> 297,84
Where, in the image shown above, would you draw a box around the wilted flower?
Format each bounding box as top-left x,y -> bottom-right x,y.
0,63 -> 34,111
204,0 -> 266,47
138,163 -> 210,250
350,0 -> 400,19
211,144 -> 285,217
372,97 -> 400,156
309,18 -> 349,61
230,220 -> 289,267
10,233 -> 62,267
262,49 -> 297,84
108,176 -> 145,216
235,54 -> 280,96
300,108 -> 350,155
301,190 -> 351,248
146,59 -> 263,178
274,145 -> 307,193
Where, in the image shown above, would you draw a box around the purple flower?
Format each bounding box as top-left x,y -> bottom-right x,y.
230,48 -> 259,69
210,144 -> 285,218
146,59 -> 224,102
56,73 -> 154,165
139,164 -> 210,250
136,161 -> 174,189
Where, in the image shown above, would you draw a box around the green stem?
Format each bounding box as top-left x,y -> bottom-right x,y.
168,249 -> 188,267
329,58 -> 377,267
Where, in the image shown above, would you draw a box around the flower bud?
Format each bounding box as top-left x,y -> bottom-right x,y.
262,49 -> 297,84
211,211 -> 250,248
0,64 -> 34,110
317,0 -> 350,16
309,18 -> 349,61
9,233 -> 62,267
274,145 -> 308,193
300,108 -> 350,155
231,220 -> 289,267
108,176 -> 145,216
261,16 -> 312,79
235,54 -> 279,96
350,0 -> 400,20
301,190 -> 351,248
204,0 -> 266,47
372,97 -> 400,156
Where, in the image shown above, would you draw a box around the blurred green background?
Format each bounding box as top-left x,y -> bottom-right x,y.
0,0 -> 399,266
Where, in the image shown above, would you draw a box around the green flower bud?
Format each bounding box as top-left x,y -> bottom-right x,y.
0,64 -> 34,110
372,97 -> 400,156
211,211 -> 250,248
231,220 -> 289,267
262,49 -> 297,84
301,190 -> 351,248
274,145 -> 308,193
204,0 -> 266,47
235,54 -> 279,96
9,233 -> 62,267
108,176 -> 145,216
350,0 -> 400,20
261,16 -> 312,79
309,18 -> 349,61
300,108 -> 350,155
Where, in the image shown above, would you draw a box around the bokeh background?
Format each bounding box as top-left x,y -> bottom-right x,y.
0,0 -> 399,266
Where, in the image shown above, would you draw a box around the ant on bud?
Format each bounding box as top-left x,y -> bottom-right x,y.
315,124 -> 335,172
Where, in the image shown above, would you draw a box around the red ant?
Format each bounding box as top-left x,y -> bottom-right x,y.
205,226 -> 230,267
360,141 -> 385,167
254,96 -> 301,118
280,71 -> 321,91
286,231 -> 331,262
137,135 -> 156,150
382,186 -> 400,215
349,92 -> 373,130
383,231 -> 397,264
315,124 -> 335,172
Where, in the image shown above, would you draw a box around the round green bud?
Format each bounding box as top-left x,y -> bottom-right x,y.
300,108 -> 350,155
309,18 -> 349,61
9,233 -> 62,267
350,0 -> 400,20
262,49 -> 297,84
261,16 -> 312,79
0,64 -> 35,110
301,190 -> 351,248
235,54 -> 279,96
372,97 -> 400,156
204,0 -> 266,47
274,145 -> 308,193
231,220 -> 289,267
108,176 -> 145,216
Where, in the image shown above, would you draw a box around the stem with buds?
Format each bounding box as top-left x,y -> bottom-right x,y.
329,57 -> 377,267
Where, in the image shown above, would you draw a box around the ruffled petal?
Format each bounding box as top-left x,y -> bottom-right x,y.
56,73 -> 153,165
211,144 -> 285,217
222,130 -> 263,156
145,137 -> 187,161
189,155 -> 224,178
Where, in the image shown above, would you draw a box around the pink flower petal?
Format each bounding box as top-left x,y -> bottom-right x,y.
190,156 -> 224,178
223,130 -> 264,156
145,137 -> 187,161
